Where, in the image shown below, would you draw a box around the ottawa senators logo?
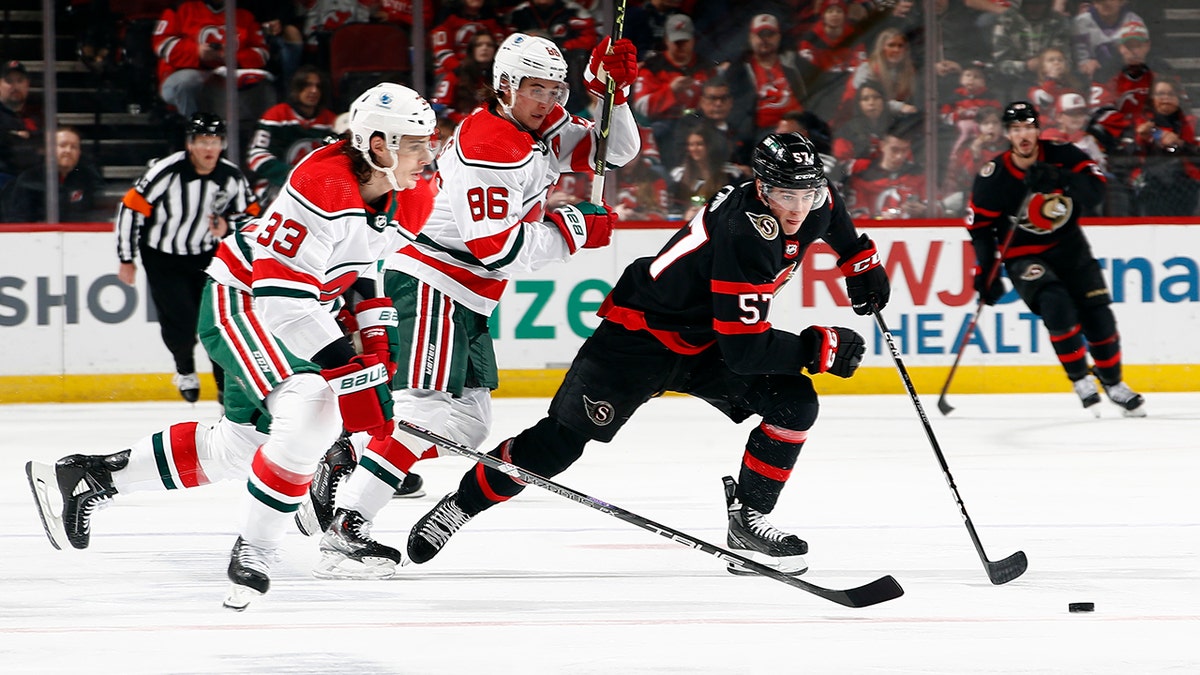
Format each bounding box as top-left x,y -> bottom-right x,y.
1019,263 -> 1045,281
747,212 -> 779,240
1017,192 -> 1073,234
980,161 -> 995,177
583,395 -> 614,427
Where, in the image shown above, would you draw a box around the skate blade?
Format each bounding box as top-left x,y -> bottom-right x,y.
311,552 -> 398,580
294,499 -> 322,537
223,583 -> 263,611
25,461 -> 67,551
726,552 -> 808,577
1120,406 -> 1147,418
391,487 -> 427,499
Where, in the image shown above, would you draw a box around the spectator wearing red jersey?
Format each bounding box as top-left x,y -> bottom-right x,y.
1042,93 -> 1105,169
1130,79 -> 1200,216
844,117 -> 930,220
832,80 -> 893,168
506,0 -> 600,112
726,14 -> 808,155
432,31 -> 498,124
153,0 -> 274,126
1027,46 -> 1084,113
940,62 -> 1002,159
370,0 -> 435,29
632,14 -> 714,162
614,128 -> 670,221
429,0 -> 507,80
797,0 -> 867,125
942,105 -> 1008,208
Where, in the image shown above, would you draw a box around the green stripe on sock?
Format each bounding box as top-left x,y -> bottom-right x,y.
246,481 -> 300,513
358,455 -> 402,490
151,432 -> 177,490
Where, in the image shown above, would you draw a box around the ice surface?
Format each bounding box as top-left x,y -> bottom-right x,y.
2,393 -> 1197,674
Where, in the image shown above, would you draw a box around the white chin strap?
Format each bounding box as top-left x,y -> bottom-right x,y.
366,148 -> 403,192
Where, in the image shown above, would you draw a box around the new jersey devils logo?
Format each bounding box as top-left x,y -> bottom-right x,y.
583,395 -> 614,426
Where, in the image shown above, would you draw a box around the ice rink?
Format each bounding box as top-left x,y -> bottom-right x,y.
2,391 -> 1197,674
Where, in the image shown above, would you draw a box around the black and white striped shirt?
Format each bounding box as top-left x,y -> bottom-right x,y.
116,151 -> 260,261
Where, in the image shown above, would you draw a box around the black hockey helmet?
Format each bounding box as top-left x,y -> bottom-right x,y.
187,112 -> 227,138
1002,101 -> 1040,128
752,132 -> 826,190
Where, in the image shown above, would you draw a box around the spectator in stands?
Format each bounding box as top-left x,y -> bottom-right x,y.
370,0 -> 435,31
669,125 -> 741,220
669,76 -> 744,170
846,28 -> 919,123
246,66 -> 338,205
991,0 -> 1072,102
433,31 -> 498,124
1043,92 -> 1105,169
429,0 -> 507,81
614,128 -> 670,221
797,0 -> 867,126
1130,79 -> 1200,217
832,80 -> 893,168
941,105 -> 1008,209
633,14 -> 714,162
1027,46 -> 1084,113
1072,0 -> 1144,83
931,0 -> 995,101
246,0 -> 306,100
0,60 -> 41,189
302,0 -> 371,68
506,0 -> 600,113
625,0 -> 684,60
726,14 -> 808,154
940,61 -> 1002,158
844,117 -> 929,220
153,0 -> 276,142
2,126 -> 105,223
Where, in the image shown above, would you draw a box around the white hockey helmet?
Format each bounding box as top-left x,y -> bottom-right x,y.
347,83 -> 436,189
493,33 -> 569,105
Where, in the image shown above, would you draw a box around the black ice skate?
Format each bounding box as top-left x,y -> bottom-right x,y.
1072,376 -> 1102,417
393,471 -> 426,499
25,451 -> 128,550
1102,381 -> 1146,418
295,435 -> 356,536
173,372 -> 201,403
407,492 -> 473,564
312,509 -> 404,580
224,536 -> 276,611
723,476 -> 808,576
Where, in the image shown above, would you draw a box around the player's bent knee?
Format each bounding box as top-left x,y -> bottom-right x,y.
266,373 -> 343,465
509,417 -> 589,478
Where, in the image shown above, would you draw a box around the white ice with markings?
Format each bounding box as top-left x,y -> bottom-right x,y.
2,393 -> 1197,674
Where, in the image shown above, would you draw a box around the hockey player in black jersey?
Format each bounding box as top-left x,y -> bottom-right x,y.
968,101 -> 1145,416
406,132 -> 890,575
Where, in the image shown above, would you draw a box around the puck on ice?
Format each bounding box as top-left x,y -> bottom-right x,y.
1068,602 -> 1095,613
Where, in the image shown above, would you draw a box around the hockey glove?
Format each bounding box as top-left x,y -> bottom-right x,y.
550,201 -> 617,253
973,266 -> 1007,305
354,297 -> 400,379
801,326 -> 865,378
838,234 -> 890,315
1023,161 -> 1064,193
322,354 -> 395,441
584,37 -> 638,105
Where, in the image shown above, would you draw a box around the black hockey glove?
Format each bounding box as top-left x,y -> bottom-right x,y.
973,266 -> 1006,305
1023,162 -> 1064,193
838,234 -> 890,316
801,326 -> 865,378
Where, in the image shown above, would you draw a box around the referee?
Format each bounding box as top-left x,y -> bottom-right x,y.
116,112 -> 261,403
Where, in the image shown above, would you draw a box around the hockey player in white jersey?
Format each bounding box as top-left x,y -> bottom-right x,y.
305,32 -> 641,580
24,84 -> 438,611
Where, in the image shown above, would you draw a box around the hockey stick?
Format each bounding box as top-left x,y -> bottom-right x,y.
937,226 -> 1017,415
396,419 -> 904,608
872,307 -> 1028,585
589,0 -> 628,204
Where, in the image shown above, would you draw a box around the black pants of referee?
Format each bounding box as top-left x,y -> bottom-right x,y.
139,246 -> 225,394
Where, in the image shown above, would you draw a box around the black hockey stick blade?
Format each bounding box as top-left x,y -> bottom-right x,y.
936,394 -> 954,416
396,420 -> 904,608
987,550 -> 1028,585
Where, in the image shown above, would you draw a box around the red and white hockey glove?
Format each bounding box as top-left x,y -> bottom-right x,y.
354,297 -> 399,379
801,326 -> 865,378
584,37 -> 637,105
549,201 -> 617,253
838,234 -> 890,316
322,354 -> 395,441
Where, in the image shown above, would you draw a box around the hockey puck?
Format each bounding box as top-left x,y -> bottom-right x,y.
1068,602 -> 1095,613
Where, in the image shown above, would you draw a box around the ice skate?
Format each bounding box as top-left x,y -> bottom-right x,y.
25,451 -> 127,550
224,536 -> 277,611
723,476 -> 808,576
295,436 -> 356,536
312,509 -> 403,580
1072,376 -> 1102,417
173,372 -> 201,403
407,492 -> 473,564
1102,381 -> 1146,418
393,471 -> 425,499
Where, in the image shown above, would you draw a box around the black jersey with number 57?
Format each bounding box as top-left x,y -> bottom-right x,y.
599,180 -> 864,376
